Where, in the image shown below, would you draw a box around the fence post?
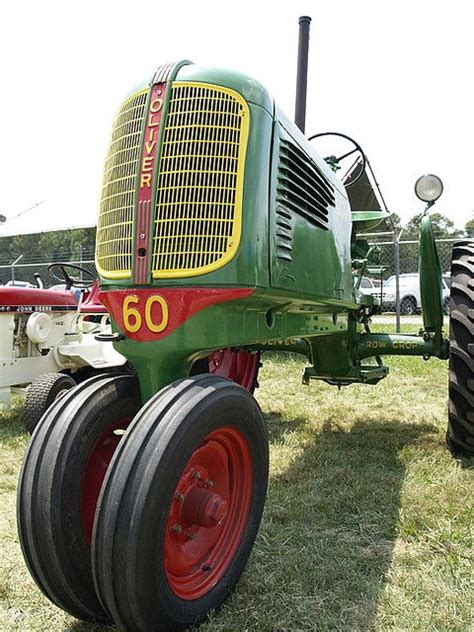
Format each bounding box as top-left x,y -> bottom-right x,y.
79,245 -> 83,282
394,229 -> 403,333
11,254 -> 23,284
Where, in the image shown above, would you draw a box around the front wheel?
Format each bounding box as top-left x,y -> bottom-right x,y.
17,374 -> 141,622
447,240 -> 474,457
92,374 -> 269,631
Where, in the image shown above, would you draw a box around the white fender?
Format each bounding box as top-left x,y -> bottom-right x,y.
26,312 -> 53,344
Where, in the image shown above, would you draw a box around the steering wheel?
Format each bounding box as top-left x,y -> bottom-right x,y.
48,263 -> 94,289
307,132 -> 367,187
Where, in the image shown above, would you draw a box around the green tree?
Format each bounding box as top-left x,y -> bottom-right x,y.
465,218 -> 474,237
404,212 -> 464,239
0,227 -> 97,284
388,212 -> 402,232
0,214 -> 5,223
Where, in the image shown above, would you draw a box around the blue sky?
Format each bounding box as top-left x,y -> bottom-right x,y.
1,0 -> 472,235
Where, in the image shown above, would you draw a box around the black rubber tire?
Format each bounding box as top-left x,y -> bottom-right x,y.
17,374 -> 141,622
73,361 -> 136,384
400,296 -> 417,316
92,374 -> 269,631
22,372 -> 76,433
447,240 -> 474,457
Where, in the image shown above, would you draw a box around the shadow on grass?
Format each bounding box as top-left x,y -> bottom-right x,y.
459,455 -> 474,470
62,416 -> 440,632
247,415 -> 440,631
66,623 -> 113,632
264,411 -> 307,444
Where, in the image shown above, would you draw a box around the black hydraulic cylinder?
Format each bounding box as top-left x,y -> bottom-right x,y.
294,15 -> 311,133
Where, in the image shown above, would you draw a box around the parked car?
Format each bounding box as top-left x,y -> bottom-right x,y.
442,274 -> 451,314
381,273 -> 450,314
359,276 -> 382,297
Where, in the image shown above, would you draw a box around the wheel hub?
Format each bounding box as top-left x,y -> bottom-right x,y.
164,428 -> 253,600
180,484 -> 229,528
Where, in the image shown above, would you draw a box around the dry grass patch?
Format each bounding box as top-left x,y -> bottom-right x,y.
0,325 -> 472,630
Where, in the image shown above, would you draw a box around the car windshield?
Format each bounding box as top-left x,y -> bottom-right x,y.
384,275 -> 418,288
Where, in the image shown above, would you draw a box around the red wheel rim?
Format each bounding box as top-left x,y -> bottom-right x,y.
164,426 -> 253,600
81,418 -> 131,544
208,350 -> 259,391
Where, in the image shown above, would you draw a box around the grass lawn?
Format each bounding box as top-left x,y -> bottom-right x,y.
1,324 -> 472,631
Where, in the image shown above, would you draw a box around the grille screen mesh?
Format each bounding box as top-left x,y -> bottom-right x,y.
96,89 -> 148,277
151,82 -> 249,278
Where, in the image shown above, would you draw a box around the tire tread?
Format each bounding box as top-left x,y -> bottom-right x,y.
18,374 -> 140,622
22,372 -> 76,433
447,240 -> 474,457
92,375 -> 269,631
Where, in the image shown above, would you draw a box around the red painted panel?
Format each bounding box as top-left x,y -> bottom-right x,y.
99,287 -> 254,342
134,82 -> 167,284
0,287 -> 77,311
79,281 -> 107,313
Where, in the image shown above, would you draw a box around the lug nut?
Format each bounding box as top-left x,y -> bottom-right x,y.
175,493 -> 184,502
187,530 -> 196,540
205,479 -> 214,488
192,470 -> 201,480
172,524 -> 182,534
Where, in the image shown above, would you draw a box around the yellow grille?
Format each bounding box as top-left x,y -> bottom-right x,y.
96,89 -> 148,278
151,82 -> 249,278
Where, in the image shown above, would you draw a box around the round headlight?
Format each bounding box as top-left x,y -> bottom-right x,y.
414,174 -> 444,203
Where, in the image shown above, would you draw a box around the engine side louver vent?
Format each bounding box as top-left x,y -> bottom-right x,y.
275,206 -> 293,261
277,139 -> 335,231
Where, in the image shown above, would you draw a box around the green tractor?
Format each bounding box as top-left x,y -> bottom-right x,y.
18,18 -> 472,631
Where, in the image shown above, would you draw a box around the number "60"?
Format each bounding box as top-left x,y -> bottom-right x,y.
122,295 -> 169,334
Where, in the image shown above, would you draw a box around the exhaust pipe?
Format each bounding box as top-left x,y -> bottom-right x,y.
294,15 -> 311,133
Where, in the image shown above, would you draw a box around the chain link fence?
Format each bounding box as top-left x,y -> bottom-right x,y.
369,237 -> 455,278
0,258 -> 97,287
0,238 -> 458,327
363,236 -> 457,328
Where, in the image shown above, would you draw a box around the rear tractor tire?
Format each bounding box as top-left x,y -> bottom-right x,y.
92,374 -> 269,631
22,372 -> 76,433
447,240 -> 474,457
17,374 -> 141,622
